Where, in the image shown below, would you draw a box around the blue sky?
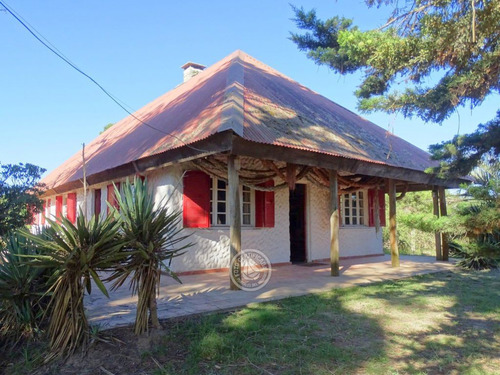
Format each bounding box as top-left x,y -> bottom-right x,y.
1,0 -> 498,176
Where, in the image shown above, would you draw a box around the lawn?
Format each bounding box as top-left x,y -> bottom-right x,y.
4,269 -> 500,375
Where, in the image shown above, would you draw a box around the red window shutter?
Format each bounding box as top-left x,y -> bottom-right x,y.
183,171 -> 211,228
94,189 -> 101,216
379,190 -> 386,227
368,190 -> 375,227
368,189 -> 386,227
255,180 -> 275,228
46,199 -> 51,222
107,182 -> 120,214
55,195 -> 63,222
41,201 -> 46,225
67,193 -> 77,224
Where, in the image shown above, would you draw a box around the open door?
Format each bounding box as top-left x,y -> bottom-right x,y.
289,184 -> 306,263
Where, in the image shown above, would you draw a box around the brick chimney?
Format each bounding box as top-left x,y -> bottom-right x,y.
181,62 -> 206,82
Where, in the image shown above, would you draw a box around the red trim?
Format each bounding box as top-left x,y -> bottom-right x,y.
255,180 -> 275,228
67,193 -> 77,224
368,189 -> 386,227
55,195 -> 63,222
94,189 -> 101,216
183,171 -> 211,228
107,183 -> 120,214
41,201 -> 46,225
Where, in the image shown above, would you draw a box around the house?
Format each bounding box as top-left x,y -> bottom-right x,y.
33,50 -> 462,286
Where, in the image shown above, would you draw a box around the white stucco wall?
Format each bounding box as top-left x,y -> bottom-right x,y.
35,166 -> 383,272
147,166 -> 291,273
306,182 -> 383,261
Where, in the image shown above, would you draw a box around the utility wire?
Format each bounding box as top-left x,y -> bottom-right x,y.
0,0 -> 208,152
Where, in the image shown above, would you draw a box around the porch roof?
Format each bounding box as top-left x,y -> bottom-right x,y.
41,50 -> 459,195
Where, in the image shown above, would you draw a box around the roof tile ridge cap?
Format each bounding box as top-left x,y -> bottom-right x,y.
218,54 -> 245,137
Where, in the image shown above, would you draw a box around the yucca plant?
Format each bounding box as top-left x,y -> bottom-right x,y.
24,211 -> 126,360
0,232 -> 51,348
107,177 -> 191,335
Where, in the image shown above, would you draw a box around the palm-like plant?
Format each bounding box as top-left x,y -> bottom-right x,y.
0,232 -> 50,347
108,177 -> 190,335
25,211 -> 125,359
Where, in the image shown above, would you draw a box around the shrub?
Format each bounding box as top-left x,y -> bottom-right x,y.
0,232 -> 51,348
107,177 -> 191,335
25,211 -> 126,359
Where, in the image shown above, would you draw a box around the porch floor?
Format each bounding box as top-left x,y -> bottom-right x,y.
85,255 -> 454,330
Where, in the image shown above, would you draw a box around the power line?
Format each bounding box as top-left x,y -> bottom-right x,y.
0,0 -> 208,152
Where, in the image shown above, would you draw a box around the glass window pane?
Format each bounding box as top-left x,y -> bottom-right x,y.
243,204 -> 250,213
352,217 -> 357,225
358,191 -> 363,199
243,215 -> 250,225
359,217 -> 364,225
352,198 -> 357,208
217,202 -> 226,213
217,190 -> 226,201
217,179 -> 226,189
344,198 -> 349,207
345,208 -> 349,217
352,208 -> 357,216
217,214 -> 226,225
243,192 -> 250,202
345,217 -> 350,225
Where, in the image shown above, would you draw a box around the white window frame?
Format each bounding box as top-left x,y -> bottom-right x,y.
341,190 -> 367,226
210,178 -> 255,227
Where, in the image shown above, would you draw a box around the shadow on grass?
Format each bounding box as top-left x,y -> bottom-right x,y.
366,270 -> 500,374
152,291 -> 386,375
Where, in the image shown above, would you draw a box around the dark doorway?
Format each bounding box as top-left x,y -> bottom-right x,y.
289,184 -> 306,263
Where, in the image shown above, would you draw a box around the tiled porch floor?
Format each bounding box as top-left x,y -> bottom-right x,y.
85,255 -> 455,329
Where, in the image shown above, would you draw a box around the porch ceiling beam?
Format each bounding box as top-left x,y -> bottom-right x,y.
231,137 -> 465,188
42,131 -> 234,197
329,170 -> 340,276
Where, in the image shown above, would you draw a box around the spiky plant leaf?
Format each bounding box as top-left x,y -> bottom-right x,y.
23,210 -> 126,360
0,232 -> 51,348
107,177 -> 191,335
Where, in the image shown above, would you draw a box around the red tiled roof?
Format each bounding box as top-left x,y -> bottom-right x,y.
41,50 -> 436,191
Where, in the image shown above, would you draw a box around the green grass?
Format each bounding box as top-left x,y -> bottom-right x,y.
4,270 -> 500,375
148,270 -> 500,375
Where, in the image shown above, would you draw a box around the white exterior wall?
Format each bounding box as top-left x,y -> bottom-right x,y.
147,166 -> 291,273
35,166 -> 383,272
306,182 -> 383,262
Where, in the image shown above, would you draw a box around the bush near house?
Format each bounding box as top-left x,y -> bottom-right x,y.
106,177 -> 191,335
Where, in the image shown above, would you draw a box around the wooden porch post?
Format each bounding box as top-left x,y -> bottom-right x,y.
388,179 -> 400,267
228,155 -> 242,290
432,187 -> 442,260
329,170 -> 340,276
438,187 -> 449,261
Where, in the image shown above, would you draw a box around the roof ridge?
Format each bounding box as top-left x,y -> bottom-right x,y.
218,53 -> 245,137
